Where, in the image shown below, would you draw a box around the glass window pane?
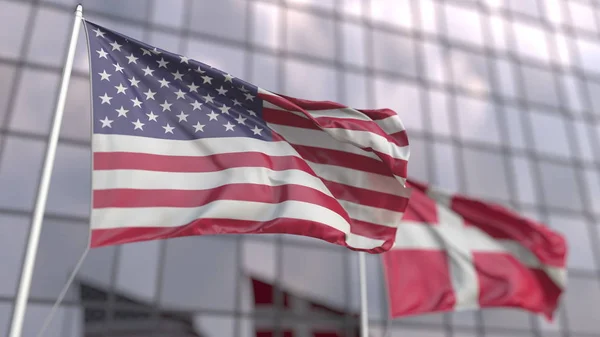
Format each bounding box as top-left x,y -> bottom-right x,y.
564,276 -> 600,333
148,30 -> 182,55
9,68 -> 60,135
423,42 -> 447,85
62,76 -> 91,141
450,49 -> 491,95
539,161 -> 583,211
406,136 -> 429,182
374,78 -> 423,132
161,236 -> 237,310
568,2 -> 597,33
463,147 -> 510,201
30,220 -> 88,300
115,241 -> 161,301
46,144 -> 91,217
196,315 -> 235,336
553,32 -> 573,68
508,0 -> 540,17
451,310 -> 478,328
286,9 -> 335,60
429,90 -> 452,136
561,74 -> 584,115
433,141 -> 460,192
343,72 -> 368,108
482,308 -> 532,330
547,213 -> 596,271
503,106 -> 527,150
0,215 -> 28,296
84,0 -> 148,21
443,3 -> 484,47
521,65 -> 559,108
341,0 -> 362,18
0,1 -> 30,60
456,95 -> 501,146
489,14 -> 508,51
495,58 -> 517,99
26,7 -> 70,67
0,64 -> 17,123
528,110 -> 571,160
78,245 -> 118,285
284,59 -> 337,101
583,168 -> 600,215
0,137 -> 45,211
543,0 -> 563,25
389,327 -> 449,337
570,119 -> 596,162
369,0 -> 413,29
151,0 -> 185,28
419,0 -> 438,35
23,305 -> 72,337
252,1 -> 280,50
585,80 -> 600,118
186,39 -> 246,79
342,21 -> 366,67
349,251 -> 384,320
510,155 -> 538,205
0,303 -> 12,335
576,37 -> 600,75
373,30 -> 417,78
242,238 -> 276,295
512,20 -> 550,64
189,0 -> 246,41
251,53 -> 278,91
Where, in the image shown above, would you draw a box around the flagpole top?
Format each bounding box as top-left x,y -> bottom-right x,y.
75,3 -> 83,16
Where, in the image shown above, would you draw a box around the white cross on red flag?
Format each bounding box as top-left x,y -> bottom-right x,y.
382,179 -> 567,320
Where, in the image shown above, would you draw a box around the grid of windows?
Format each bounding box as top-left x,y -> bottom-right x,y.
1,0 -> 599,336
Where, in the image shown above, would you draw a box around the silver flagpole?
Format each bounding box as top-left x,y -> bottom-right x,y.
8,4 -> 83,337
358,251 -> 369,337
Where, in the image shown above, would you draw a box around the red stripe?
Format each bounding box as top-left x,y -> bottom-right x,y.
322,180 -> 409,212
263,108 -> 409,147
91,218 -> 392,253
357,108 -> 399,121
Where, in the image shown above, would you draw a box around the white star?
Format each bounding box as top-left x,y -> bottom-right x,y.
160,100 -> 172,111
239,85 -> 249,92
96,48 -> 108,59
235,114 -> 247,125
109,40 -> 122,51
115,83 -> 128,94
232,99 -> 241,106
179,55 -> 189,64
250,125 -> 263,135
223,121 -> 235,131
142,66 -> 154,76
140,48 -> 152,56
207,111 -> 219,121
99,93 -> 113,104
193,122 -> 205,132
93,28 -> 106,38
201,75 -> 213,84
163,123 -> 175,134
174,89 -> 186,100
152,47 -> 162,55
216,86 -> 228,96
126,54 -> 138,64
218,104 -> 231,114
194,66 -> 206,74
202,93 -> 215,104
128,76 -> 140,87
223,73 -> 234,82
113,63 -> 124,73
190,100 -> 203,110
98,70 -> 111,81
131,97 -> 143,108
176,111 -> 189,122
146,111 -> 159,121
187,82 -> 199,93
248,110 -> 257,117
99,116 -> 113,128
143,89 -> 156,100
171,70 -> 184,81
132,119 -> 145,130
244,93 -> 255,101
157,57 -> 169,68
115,106 -> 129,117
158,78 -> 170,88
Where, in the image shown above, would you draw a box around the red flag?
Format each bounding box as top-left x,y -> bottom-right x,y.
251,278 -> 361,337
382,179 -> 567,320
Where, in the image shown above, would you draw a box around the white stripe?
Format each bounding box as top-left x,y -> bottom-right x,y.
94,167 -> 333,198
93,134 -> 300,158
91,200 -> 386,249
308,162 -> 410,198
375,115 -> 406,135
338,200 -> 403,228
392,222 -> 566,288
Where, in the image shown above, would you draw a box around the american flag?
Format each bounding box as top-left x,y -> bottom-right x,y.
382,179 -> 567,319
84,20 -> 411,253
251,277 -> 361,337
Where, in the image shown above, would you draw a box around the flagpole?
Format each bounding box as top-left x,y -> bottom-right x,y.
8,4 -> 83,337
358,251 -> 369,337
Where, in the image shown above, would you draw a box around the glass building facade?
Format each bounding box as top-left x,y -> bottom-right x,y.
0,0 -> 599,336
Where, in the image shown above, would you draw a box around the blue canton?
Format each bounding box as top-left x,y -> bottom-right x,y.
85,20 -> 269,141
